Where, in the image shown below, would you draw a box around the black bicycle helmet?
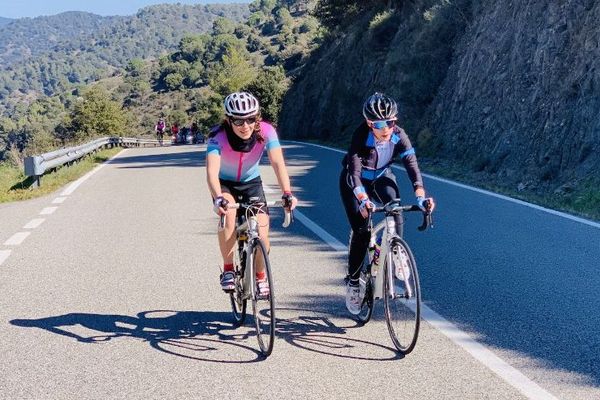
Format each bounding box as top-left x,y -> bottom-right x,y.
362,92 -> 398,120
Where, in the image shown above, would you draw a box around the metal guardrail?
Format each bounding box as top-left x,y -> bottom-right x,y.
23,136 -> 161,187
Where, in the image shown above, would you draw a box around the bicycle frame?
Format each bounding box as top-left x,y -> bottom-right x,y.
225,199 -> 292,301
370,215 -> 400,300
234,214 -> 260,300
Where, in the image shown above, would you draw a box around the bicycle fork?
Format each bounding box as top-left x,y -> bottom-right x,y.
373,216 -> 393,300
241,217 -> 259,300
373,216 -> 411,301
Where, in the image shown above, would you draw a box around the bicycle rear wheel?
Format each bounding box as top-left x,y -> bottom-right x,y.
383,238 -> 421,354
250,238 -> 275,356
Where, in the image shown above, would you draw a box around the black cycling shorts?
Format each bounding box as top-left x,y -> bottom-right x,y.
219,176 -> 269,215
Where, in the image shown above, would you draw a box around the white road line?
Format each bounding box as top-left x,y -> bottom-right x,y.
4,232 -> 31,246
61,165 -> 107,196
287,140 -> 600,229
40,207 -> 58,215
23,218 -> 45,229
60,148 -> 127,196
263,183 -> 347,251
0,250 -> 11,266
422,307 -> 559,400
285,201 -> 558,400
52,197 -> 67,204
294,210 -> 347,252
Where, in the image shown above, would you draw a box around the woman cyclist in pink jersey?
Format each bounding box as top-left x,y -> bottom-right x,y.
206,92 -> 298,296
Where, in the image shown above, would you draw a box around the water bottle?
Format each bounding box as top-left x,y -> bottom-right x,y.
367,234 -> 376,262
371,236 -> 382,276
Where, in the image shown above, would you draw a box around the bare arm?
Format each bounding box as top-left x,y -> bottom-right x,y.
267,147 -> 292,193
206,153 -> 222,199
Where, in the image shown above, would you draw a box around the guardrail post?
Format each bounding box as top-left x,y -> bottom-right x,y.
24,156 -> 44,188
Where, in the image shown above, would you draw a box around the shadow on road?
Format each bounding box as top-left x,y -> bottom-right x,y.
275,307 -> 403,361
110,149 -> 206,169
10,305 -> 403,363
10,310 -> 266,363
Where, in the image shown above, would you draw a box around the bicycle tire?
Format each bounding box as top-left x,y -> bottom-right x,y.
229,273 -> 247,326
383,238 -> 421,354
357,269 -> 374,324
249,238 -> 275,356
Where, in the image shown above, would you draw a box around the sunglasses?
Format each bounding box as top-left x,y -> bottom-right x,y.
230,117 -> 257,127
370,120 -> 396,129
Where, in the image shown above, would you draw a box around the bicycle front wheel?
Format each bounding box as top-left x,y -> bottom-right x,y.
383,238 -> 421,354
357,269 -> 374,324
229,270 -> 247,326
249,238 -> 275,356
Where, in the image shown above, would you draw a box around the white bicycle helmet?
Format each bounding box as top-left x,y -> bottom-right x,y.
224,92 -> 260,118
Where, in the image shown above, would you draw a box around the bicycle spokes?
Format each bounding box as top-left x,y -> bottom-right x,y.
250,239 -> 275,356
384,240 -> 421,354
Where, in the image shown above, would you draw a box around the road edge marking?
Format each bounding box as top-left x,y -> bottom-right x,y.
0,250 -> 10,266
61,148 -> 128,196
23,218 -> 45,229
4,232 -> 31,246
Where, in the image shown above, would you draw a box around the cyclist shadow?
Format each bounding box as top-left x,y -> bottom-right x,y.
10,310 -> 265,363
274,306 -> 404,361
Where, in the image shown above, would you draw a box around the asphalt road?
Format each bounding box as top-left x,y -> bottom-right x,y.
0,143 -> 598,400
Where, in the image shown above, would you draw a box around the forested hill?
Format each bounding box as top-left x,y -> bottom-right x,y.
0,4 -> 250,100
0,12 -> 120,65
0,17 -> 12,27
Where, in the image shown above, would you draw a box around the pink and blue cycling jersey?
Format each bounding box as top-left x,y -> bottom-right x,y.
206,121 -> 281,182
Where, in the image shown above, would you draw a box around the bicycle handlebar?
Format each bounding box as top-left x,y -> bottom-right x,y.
370,200 -> 434,231
218,200 -> 294,229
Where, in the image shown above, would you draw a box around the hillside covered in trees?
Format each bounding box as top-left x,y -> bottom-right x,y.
0,4 -> 250,103
0,17 -> 12,27
0,0 -> 321,166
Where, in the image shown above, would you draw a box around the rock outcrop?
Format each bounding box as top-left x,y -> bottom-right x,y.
280,0 -> 600,192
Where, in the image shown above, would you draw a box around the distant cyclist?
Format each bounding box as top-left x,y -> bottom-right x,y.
339,92 -> 435,314
171,122 -> 180,143
155,118 -> 166,144
206,92 -> 297,296
191,122 -> 201,143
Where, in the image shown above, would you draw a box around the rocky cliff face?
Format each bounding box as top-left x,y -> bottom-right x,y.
431,0 -> 600,190
280,0 -> 599,194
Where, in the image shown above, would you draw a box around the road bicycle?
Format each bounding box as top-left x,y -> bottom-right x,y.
220,198 -> 292,356
155,131 -> 164,146
354,199 -> 433,354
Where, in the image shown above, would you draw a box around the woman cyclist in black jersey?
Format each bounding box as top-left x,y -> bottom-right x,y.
340,92 -> 435,315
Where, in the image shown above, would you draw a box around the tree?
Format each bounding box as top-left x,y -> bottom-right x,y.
208,47 -> 257,96
192,89 -> 224,133
249,0 -> 277,14
165,72 -> 185,90
313,0 -> 397,30
245,65 -> 288,124
275,7 -> 294,27
212,17 -> 236,35
69,86 -> 128,139
179,35 -> 207,62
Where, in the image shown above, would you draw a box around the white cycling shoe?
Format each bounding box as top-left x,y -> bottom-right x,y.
345,282 -> 362,315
